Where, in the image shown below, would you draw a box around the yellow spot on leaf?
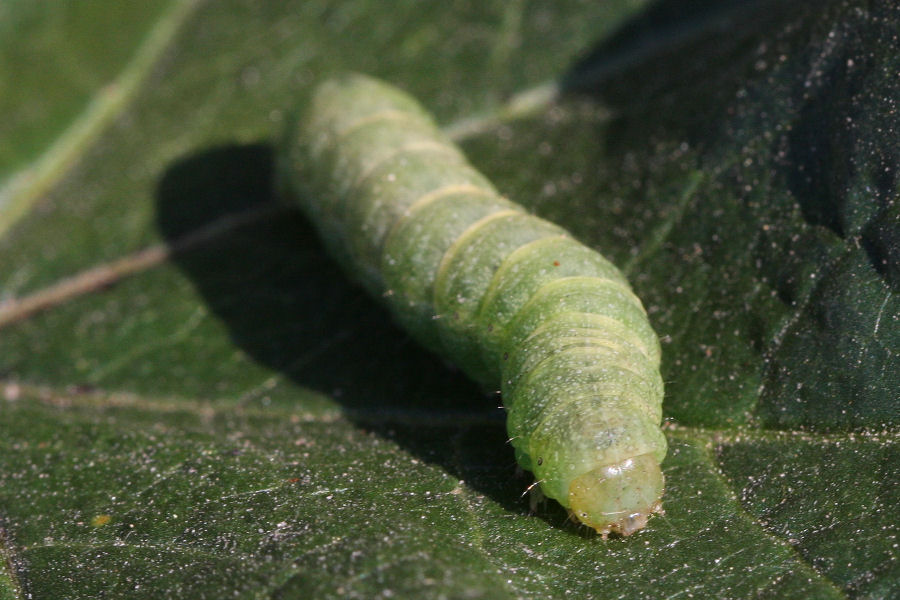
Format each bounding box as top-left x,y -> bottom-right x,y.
91,514 -> 112,527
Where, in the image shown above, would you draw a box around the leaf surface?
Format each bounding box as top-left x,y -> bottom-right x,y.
0,1 -> 896,598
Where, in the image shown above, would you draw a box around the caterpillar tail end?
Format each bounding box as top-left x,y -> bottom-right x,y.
567,453 -> 664,538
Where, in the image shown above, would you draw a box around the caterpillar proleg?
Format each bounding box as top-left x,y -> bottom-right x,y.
278,73 -> 666,537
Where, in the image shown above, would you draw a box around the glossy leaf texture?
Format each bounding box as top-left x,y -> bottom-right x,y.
0,1 -> 897,599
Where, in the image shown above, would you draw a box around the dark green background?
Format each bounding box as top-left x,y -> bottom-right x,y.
0,1 -> 896,598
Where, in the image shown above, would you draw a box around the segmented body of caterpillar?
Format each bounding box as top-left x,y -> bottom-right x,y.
278,73 -> 666,536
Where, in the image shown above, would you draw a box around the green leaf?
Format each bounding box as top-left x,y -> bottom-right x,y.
0,0 -> 176,178
0,1 -> 896,598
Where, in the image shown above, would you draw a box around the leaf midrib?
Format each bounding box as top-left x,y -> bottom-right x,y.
0,0 -> 203,239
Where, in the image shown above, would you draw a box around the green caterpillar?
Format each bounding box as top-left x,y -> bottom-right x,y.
278,73 -> 666,537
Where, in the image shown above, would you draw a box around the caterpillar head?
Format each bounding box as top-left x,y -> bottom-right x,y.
567,453 -> 664,538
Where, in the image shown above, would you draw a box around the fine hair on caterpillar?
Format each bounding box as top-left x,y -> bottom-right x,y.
278,73 -> 667,537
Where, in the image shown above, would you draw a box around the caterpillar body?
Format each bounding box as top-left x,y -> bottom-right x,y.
279,73 -> 666,537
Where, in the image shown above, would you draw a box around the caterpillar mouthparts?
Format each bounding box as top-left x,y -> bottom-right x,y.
568,453 -> 665,537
